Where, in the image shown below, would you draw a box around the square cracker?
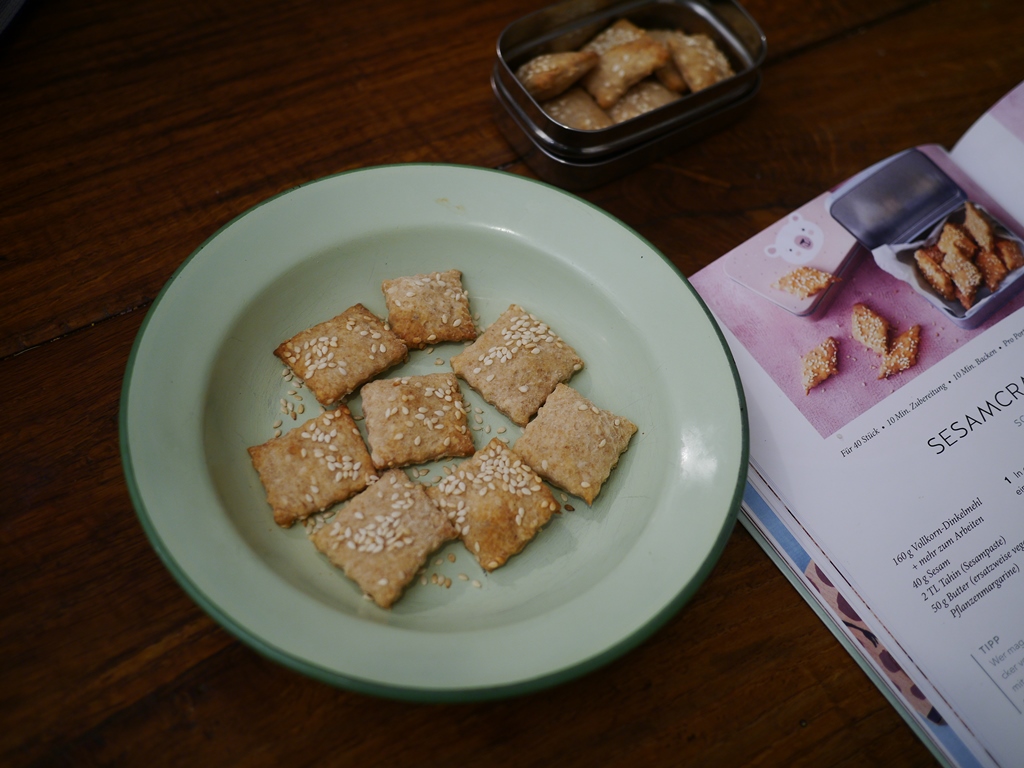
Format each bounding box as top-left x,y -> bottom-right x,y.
312,469 -> 457,608
381,270 -> 477,349
427,438 -> 560,572
513,383 -> 637,505
581,36 -> 670,110
361,373 -> 475,469
248,406 -> 377,527
542,87 -> 613,131
450,304 -> 584,426
275,304 -> 408,406
515,51 -> 599,102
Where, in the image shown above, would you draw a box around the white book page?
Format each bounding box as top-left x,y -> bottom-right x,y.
953,83 -> 1024,228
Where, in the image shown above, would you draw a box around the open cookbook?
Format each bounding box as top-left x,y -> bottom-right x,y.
691,82 -> 1024,768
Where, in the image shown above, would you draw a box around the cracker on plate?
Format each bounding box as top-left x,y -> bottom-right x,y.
381,269 -> 477,349
773,266 -> 840,299
515,51 -> 599,101
608,79 -> 681,123
312,469 -> 457,608
248,406 -> 377,527
801,337 -> 838,394
878,325 -> 920,379
541,87 -> 613,131
513,383 -> 636,505
850,303 -> 889,355
450,304 -> 584,426
361,373 -> 475,469
426,438 -> 560,572
275,304 -> 408,406
581,36 -> 670,109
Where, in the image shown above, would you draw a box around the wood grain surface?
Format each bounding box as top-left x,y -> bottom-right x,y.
3,0 -> 1021,764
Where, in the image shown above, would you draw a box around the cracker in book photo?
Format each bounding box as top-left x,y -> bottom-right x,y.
773,266 -> 840,300
513,383 -> 637,505
426,438 -> 560,572
997,238 -> 1024,270
361,373 -> 475,469
450,304 -> 584,426
851,303 -> 890,355
248,406 -> 377,527
801,336 -> 839,394
976,247 -> 1009,293
312,469 -> 457,608
275,303 -> 408,406
962,202 -> 996,251
878,325 -> 920,379
914,245 -> 957,301
381,269 -> 477,349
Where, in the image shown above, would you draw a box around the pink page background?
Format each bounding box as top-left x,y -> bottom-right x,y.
691,173 -> 1024,438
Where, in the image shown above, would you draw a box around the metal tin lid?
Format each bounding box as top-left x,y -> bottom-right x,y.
827,149 -> 967,250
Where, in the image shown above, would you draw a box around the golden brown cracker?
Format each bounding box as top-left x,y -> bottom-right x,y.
673,33 -> 733,91
851,303 -> 890,355
801,337 -> 839,394
514,384 -> 636,505
361,373 -> 475,469
581,36 -> 671,109
427,439 -> 560,572
275,304 -> 408,406
515,50 -> 599,101
248,406 -> 376,528
541,87 -> 613,130
382,269 -> 476,349
773,266 -> 840,300
450,304 -> 584,426
312,469 -> 457,608
608,79 -> 681,122
878,326 -> 920,379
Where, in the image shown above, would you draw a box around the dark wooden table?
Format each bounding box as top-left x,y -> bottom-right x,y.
3,0 -> 1021,764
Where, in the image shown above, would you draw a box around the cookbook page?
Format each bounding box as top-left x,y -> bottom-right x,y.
740,475 -> 985,768
691,106 -> 1024,763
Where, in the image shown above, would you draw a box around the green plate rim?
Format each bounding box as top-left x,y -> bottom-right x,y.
119,162 -> 749,702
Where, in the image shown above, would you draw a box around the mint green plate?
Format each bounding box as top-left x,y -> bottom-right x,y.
120,164 -> 748,701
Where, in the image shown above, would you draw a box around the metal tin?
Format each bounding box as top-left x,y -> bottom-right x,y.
492,0 -> 766,189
